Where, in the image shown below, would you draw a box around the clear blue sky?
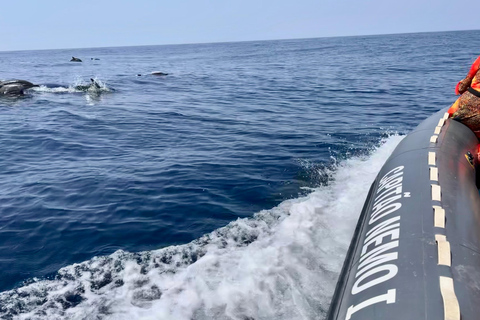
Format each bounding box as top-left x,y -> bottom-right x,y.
0,0 -> 477,52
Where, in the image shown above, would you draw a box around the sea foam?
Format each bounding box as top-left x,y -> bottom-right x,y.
0,135 -> 404,320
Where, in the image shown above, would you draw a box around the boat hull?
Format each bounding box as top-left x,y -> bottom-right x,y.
327,108 -> 480,320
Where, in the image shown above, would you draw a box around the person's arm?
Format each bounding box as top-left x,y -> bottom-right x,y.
456,55 -> 480,95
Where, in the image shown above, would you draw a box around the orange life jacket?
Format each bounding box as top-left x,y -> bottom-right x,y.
448,55 -> 480,115
455,55 -> 480,94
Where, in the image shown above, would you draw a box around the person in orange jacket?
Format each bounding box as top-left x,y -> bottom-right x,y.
448,55 -> 480,138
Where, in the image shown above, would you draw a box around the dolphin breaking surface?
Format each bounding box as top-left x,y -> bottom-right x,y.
0,80 -> 38,95
0,78 -> 112,96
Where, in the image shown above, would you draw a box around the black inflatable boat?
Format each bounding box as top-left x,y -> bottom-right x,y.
327,108 -> 480,320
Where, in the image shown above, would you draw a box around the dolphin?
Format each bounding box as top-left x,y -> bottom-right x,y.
151,71 -> 168,76
74,79 -> 102,91
0,80 -> 38,95
70,56 -> 82,62
90,78 -> 101,89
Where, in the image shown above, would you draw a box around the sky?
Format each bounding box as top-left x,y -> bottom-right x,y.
0,0 -> 478,52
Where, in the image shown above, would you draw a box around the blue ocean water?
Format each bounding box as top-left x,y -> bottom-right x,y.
0,30 -> 479,319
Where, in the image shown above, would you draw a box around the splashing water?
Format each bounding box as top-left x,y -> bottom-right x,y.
0,135 -> 404,320
31,78 -> 112,94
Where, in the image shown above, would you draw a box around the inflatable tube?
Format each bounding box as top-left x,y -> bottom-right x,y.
327,108 -> 480,320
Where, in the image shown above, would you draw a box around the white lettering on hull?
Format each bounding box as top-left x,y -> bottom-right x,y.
345,166 -> 405,319
346,289 -> 396,320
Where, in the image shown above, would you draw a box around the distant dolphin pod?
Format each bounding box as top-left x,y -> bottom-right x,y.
0,80 -> 38,95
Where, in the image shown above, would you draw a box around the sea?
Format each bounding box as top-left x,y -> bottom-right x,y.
0,30 -> 478,319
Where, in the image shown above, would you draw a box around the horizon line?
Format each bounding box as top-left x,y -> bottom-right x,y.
1,28 -> 478,54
